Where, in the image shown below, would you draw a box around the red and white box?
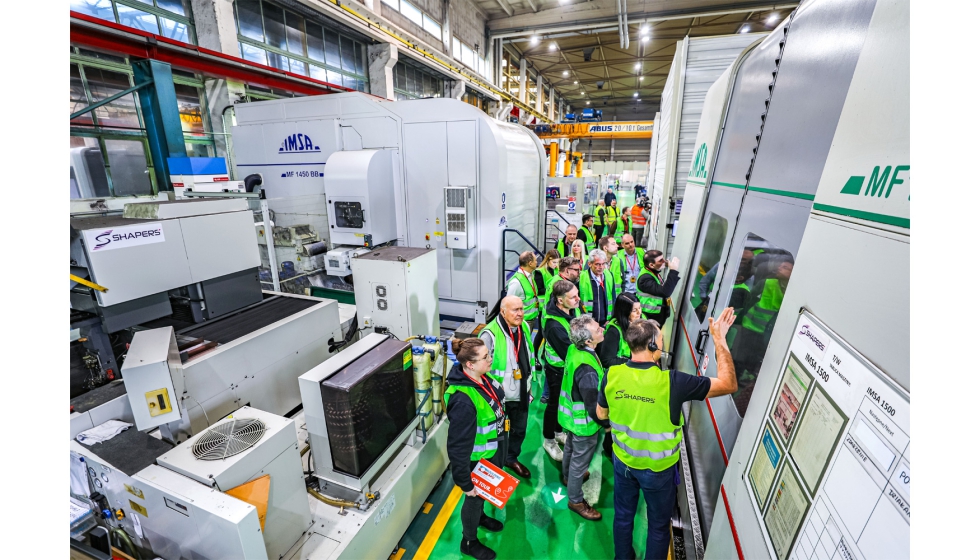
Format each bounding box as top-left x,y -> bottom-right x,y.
470,459 -> 520,509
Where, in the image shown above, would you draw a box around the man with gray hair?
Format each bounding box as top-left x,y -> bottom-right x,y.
558,315 -> 607,521
580,248 -> 616,327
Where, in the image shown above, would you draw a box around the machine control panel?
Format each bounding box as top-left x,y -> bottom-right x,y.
145,388 -> 173,417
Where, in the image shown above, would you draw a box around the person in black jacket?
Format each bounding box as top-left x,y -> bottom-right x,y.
541,280 -> 581,461
445,338 -> 506,560
598,293 -> 641,369
637,250 -> 681,327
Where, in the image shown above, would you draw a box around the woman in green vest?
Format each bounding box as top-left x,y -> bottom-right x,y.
598,293 -> 641,369
445,338 -> 506,560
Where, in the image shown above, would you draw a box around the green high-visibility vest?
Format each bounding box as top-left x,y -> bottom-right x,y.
636,269 -> 664,315
479,319 -> 536,385
542,309 -> 576,368
604,319 -> 631,359
558,347 -> 605,436
611,248 -> 645,288
742,278 -> 785,333
444,385 -> 500,460
558,240 -> 571,258
542,273 -> 565,308
535,269 -> 551,309
604,206 -> 619,226
604,363 -> 682,471
579,269 -> 615,317
511,271 -> 541,322
582,227 -> 596,252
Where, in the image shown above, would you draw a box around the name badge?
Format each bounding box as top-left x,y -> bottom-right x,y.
513,368 -> 522,380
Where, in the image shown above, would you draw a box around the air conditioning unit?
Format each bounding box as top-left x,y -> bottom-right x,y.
444,186 -> 475,250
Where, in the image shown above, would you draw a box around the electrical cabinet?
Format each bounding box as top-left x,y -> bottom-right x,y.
351,246 -> 439,339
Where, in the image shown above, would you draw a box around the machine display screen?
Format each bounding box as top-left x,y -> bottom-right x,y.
334,201 -> 365,228
319,338 -> 416,477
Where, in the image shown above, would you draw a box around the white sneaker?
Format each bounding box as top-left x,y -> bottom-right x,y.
543,439 -> 564,462
555,432 -> 568,447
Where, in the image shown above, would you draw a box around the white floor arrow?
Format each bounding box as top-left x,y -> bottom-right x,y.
551,487 -> 565,503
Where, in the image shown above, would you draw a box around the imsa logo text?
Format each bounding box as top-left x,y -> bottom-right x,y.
279,133 -> 321,153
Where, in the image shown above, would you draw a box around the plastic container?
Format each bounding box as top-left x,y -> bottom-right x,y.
423,337 -> 446,415
412,347 -> 433,430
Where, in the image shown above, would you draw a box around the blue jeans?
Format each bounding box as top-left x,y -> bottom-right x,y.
612,454 -> 677,560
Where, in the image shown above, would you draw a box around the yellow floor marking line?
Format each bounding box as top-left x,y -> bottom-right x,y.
413,486 -> 463,560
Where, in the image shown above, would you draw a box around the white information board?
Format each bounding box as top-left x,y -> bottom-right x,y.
745,311 -> 910,560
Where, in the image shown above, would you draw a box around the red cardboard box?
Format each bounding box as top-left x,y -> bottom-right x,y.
470,459 -> 520,508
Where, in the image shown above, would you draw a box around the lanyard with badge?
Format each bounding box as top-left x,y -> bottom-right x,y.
507,326 -> 523,380
466,371 -> 508,432
626,252 -> 639,284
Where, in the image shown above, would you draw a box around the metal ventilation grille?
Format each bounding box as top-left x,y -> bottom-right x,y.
192,418 -> 266,461
446,189 -> 466,208
447,212 -> 467,233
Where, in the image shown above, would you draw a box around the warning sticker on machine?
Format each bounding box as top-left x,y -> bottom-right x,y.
83,223 -> 165,252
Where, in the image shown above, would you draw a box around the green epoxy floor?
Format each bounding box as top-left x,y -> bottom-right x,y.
423,374 -> 652,559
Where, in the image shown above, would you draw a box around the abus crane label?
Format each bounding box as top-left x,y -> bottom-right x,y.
83,223 -> 165,252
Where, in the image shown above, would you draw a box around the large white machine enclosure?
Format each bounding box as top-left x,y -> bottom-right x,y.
231,94 -> 546,318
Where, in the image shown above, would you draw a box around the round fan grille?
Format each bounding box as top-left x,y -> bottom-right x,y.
192,418 -> 266,461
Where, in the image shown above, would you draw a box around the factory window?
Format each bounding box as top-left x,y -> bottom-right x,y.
69,47 -> 216,196
70,0 -> 196,44
689,213 -> 729,322
393,61 -> 446,100
234,0 -> 368,92
422,14 -> 442,40
399,1 -> 424,28
723,234 -> 796,417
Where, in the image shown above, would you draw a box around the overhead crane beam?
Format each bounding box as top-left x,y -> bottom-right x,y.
529,121 -> 654,140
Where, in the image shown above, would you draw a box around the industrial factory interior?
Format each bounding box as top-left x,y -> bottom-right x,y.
22,0 -> 947,557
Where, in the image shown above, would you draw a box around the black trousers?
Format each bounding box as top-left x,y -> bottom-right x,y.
461,448 -> 502,541
543,365 -> 564,439
505,401 -> 528,463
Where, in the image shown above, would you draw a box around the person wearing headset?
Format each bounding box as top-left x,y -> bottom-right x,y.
596,309 -> 738,560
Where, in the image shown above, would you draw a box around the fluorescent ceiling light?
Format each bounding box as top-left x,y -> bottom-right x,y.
530,35 -> 540,45
633,92 -> 638,97
767,13 -> 780,25
563,70 -> 569,76
740,25 -> 751,33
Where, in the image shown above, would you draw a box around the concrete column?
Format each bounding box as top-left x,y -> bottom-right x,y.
495,39 -> 504,88
536,74 -> 544,113
190,0 -> 239,55
449,80 -> 466,100
496,101 -> 514,121
558,99 -> 564,121
442,0 -> 452,53
548,84 -> 555,121
518,58 -> 527,104
190,0 -> 245,165
368,43 -> 398,100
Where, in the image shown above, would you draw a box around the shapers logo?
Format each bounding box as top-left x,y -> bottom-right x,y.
94,230 -> 113,250
614,390 -> 656,404
797,323 -> 828,357
83,223 -> 165,253
279,133 -> 320,153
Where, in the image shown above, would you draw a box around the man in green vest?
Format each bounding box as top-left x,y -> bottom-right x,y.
507,251 -> 542,328
559,315 -> 607,521
557,224 -> 578,258
541,279 -> 581,461
580,215 -> 597,252
580,249 -> 616,326
479,296 -> 535,479
604,199 -> 621,241
594,200 -> 607,238
596,309 -> 738,560
636,250 -> 681,327
610,233 -> 645,294
543,257 -> 583,311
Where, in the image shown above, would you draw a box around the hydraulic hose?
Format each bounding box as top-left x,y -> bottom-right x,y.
307,486 -> 360,509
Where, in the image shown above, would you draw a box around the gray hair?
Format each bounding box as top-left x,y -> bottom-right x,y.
588,248 -> 607,263
569,315 -> 597,349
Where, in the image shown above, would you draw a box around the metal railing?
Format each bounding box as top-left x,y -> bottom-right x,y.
500,228 -> 545,298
